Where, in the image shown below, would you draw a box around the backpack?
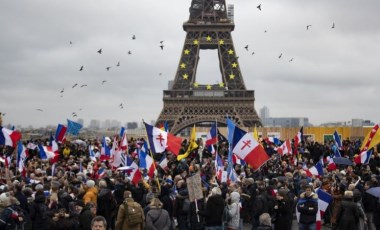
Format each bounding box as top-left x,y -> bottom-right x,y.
222,205 -> 232,223
182,198 -> 190,213
124,201 -> 143,226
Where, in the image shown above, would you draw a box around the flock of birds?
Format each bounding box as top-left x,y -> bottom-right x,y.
246,3 -> 336,62
30,3 -> 336,119
32,34 -> 167,118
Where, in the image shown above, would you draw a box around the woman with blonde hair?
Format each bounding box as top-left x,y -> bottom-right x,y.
145,198 -> 172,230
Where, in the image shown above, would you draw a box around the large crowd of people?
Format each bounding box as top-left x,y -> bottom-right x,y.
1,130 -> 380,230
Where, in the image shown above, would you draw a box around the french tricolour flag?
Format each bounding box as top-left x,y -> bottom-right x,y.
38,142 -> 59,163
316,189 -> 332,215
354,149 -> 373,164
306,160 -> 324,177
17,141 -> 28,175
139,141 -> 155,178
232,153 -> 246,166
126,156 -> 142,185
0,127 -> 22,148
100,136 -> 111,161
205,123 -> 218,146
215,153 -> 224,182
159,154 -> 168,171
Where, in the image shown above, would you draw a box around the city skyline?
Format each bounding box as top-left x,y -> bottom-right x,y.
1,0 -> 379,128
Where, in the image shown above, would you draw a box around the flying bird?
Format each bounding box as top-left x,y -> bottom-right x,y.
119,103 -> 124,109
60,88 -> 64,93
159,73 -> 162,76
160,45 -> 164,50
128,50 -> 132,55
278,53 -> 282,59
264,30 -> 267,33
80,84 -> 87,88
101,80 -> 107,84
132,35 -> 136,40
251,52 -> 255,55
69,41 -> 73,45
257,4 -> 261,11
331,23 -> 335,29
289,58 -> 294,62
72,83 -> 78,88
36,109 -> 43,112
160,40 -> 164,44
306,25 -> 312,30
106,67 -> 111,71
79,66 -> 84,71
72,112 -> 77,117
116,62 -> 120,67
97,48 -> 102,54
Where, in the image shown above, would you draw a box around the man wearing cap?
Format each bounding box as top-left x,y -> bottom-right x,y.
83,180 -> 98,205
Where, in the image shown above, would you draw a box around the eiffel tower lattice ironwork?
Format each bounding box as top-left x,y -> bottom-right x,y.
156,0 -> 261,134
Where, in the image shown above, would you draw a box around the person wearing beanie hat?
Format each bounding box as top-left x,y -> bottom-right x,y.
83,180 -> 98,205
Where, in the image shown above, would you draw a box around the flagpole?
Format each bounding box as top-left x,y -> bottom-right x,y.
142,119 -> 161,193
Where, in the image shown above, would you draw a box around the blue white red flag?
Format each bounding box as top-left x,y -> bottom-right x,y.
205,123 -> 218,146
55,124 -> 67,142
0,127 -> 22,148
354,149 -> 373,164
306,160 -> 324,177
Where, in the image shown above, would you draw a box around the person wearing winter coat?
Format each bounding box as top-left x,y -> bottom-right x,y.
336,191 -> 361,230
29,191 -> 53,230
173,181 -> 189,230
273,189 -> 292,230
255,213 -> 273,230
226,191 -> 240,230
83,180 -> 98,205
77,201 -> 96,230
197,187 -> 225,229
145,198 -> 172,230
115,190 -> 145,230
97,180 -> 117,230
296,185 -> 318,230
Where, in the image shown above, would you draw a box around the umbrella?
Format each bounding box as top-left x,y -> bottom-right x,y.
366,187 -> 380,198
333,157 -> 353,166
116,166 -> 133,171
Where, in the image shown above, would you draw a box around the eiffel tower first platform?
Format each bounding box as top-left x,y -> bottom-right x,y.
156,0 -> 261,134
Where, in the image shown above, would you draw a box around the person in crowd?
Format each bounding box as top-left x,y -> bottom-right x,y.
83,180 -> 98,205
255,213 -> 273,230
115,190 -> 145,230
97,179 -> 117,230
77,201 -> 97,230
91,215 -> 107,230
296,184 -> 318,230
145,198 -> 172,230
273,189 -> 292,230
198,186 -> 225,230
336,191 -> 361,230
251,181 -> 269,229
226,191 -> 240,230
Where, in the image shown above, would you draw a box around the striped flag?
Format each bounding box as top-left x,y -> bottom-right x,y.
333,131 -> 342,149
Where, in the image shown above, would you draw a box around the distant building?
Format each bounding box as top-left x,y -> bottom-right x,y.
262,117 -> 310,127
259,106 -> 270,120
126,122 -> 138,130
88,120 -> 101,130
77,119 -> 84,126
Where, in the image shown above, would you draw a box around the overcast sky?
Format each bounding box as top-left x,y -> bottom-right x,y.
1,0 -> 379,128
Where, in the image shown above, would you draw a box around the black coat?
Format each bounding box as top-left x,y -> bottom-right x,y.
197,195 -> 224,227
29,195 -> 53,230
296,192 -> 318,224
336,199 -> 360,230
274,199 -> 292,230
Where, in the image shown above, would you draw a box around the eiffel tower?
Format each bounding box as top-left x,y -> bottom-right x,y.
156,0 -> 261,134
